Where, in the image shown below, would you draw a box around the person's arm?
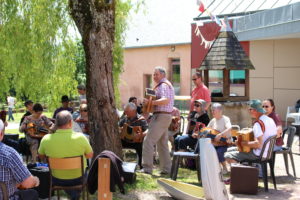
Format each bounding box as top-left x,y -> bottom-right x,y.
85,151 -> 93,159
19,176 -> 39,189
241,135 -> 263,149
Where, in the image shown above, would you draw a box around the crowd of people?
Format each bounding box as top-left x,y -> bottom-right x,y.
0,66 -> 287,199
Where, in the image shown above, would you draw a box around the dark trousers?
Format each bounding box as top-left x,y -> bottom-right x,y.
8,107 -> 14,121
174,134 -> 197,151
121,140 -> 143,168
52,176 -> 85,200
215,146 -> 228,162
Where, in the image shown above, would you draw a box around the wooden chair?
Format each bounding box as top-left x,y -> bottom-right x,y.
240,135 -> 277,192
273,126 -> 297,177
0,182 -> 8,200
47,156 -> 88,200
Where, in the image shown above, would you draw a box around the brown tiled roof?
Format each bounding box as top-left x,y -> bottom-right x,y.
199,31 -> 255,70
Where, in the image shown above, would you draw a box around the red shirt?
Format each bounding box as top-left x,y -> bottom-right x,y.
190,84 -> 211,111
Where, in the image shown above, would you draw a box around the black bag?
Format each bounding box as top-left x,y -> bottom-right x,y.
122,162 -> 137,184
18,138 -> 30,156
15,189 -> 39,200
28,167 -> 51,199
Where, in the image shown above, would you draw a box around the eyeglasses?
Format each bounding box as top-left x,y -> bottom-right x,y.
194,104 -> 201,107
262,106 -> 269,108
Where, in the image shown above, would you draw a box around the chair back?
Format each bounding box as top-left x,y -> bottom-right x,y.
259,135 -> 277,162
0,182 -> 8,200
47,156 -> 84,179
285,126 -> 297,148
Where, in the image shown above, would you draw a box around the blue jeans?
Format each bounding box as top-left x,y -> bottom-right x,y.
8,107 -> 14,121
52,175 -> 85,200
174,134 -> 197,151
215,146 -> 228,162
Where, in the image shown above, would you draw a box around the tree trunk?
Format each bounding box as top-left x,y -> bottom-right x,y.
69,0 -> 122,157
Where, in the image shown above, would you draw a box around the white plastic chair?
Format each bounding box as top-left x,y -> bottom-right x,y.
286,106 -> 300,127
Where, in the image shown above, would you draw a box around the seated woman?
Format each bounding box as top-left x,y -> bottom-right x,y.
74,104 -> 89,137
119,102 -> 148,169
19,103 -> 54,163
262,99 -> 283,151
207,103 -> 232,174
174,99 -> 210,151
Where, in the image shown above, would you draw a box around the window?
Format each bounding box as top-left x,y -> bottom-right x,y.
209,70 -> 223,97
143,74 -> 153,95
230,70 -> 245,97
170,58 -> 180,95
204,69 -> 249,101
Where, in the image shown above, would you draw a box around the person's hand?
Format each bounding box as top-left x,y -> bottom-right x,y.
192,132 -> 198,138
215,134 -> 222,142
143,98 -> 149,105
34,176 -> 40,187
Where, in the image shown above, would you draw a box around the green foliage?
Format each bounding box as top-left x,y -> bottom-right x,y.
0,0 -> 77,109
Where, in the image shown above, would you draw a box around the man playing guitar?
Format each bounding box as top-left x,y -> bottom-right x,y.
19,103 -> 54,163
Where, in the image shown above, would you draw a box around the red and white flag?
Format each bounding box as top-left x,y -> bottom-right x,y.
197,0 -> 205,13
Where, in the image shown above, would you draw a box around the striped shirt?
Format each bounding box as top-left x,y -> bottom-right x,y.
154,78 -> 174,113
0,142 -> 31,200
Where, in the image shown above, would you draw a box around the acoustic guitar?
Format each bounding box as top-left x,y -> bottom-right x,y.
26,122 -> 49,139
198,127 -> 229,146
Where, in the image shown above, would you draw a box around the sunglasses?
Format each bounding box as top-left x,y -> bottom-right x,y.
262,106 -> 269,108
192,78 -> 198,81
248,108 -> 254,111
80,110 -> 88,112
194,104 -> 201,107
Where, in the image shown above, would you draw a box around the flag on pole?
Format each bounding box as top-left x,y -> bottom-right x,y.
197,0 -> 205,13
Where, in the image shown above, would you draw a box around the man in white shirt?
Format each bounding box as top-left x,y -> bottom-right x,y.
225,99 -> 277,163
7,95 -> 16,121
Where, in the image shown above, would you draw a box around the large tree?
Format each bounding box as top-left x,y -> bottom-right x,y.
69,0 -> 131,156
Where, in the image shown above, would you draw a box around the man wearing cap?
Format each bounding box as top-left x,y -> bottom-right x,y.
225,99 -> 277,164
53,95 -> 74,119
20,100 -> 34,126
141,66 -> 174,175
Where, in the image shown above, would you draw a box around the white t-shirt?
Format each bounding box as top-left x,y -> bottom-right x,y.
7,96 -> 16,108
207,115 -> 232,134
253,115 -> 277,157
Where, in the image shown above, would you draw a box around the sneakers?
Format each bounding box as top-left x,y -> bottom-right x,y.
222,168 -> 229,175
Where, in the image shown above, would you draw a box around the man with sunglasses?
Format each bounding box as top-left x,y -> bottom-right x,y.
190,72 -> 211,112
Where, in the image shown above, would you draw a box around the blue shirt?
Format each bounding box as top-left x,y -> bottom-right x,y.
0,142 -> 31,200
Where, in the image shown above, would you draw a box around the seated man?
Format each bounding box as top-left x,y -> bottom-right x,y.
0,119 -> 40,200
207,103 -> 232,174
19,103 -> 55,163
53,95 -> 74,119
225,99 -> 277,164
174,99 -> 210,151
20,100 -> 34,126
39,111 -> 93,200
168,106 -> 181,152
119,102 -> 148,169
